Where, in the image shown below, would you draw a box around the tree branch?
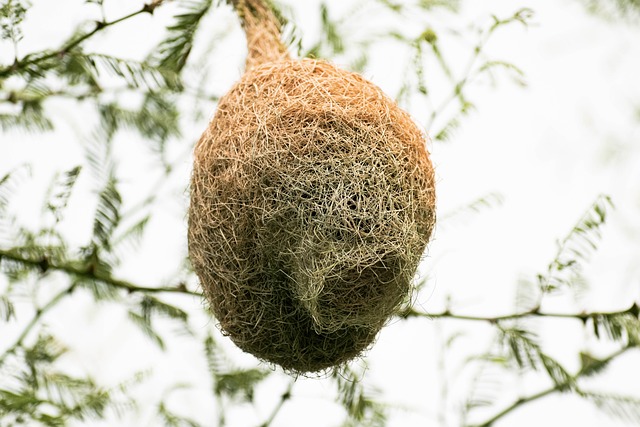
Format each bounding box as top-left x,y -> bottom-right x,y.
258,379 -> 294,427
469,345 -> 635,427
0,2 -> 166,78
0,248 -> 201,297
0,283 -> 75,366
400,303 -> 640,324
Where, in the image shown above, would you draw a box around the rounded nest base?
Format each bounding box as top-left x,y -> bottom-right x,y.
189,59 -> 436,373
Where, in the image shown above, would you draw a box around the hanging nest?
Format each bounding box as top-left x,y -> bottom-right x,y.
188,0 -> 436,373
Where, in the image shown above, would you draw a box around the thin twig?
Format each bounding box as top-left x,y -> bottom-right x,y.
469,345 -> 635,427
0,283 -> 76,366
0,248 -> 201,297
258,379 -> 294,427
0,2 -> 165,78
401,303 -> 640,324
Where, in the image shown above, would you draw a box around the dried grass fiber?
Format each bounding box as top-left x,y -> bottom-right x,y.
188,0 -> 436,373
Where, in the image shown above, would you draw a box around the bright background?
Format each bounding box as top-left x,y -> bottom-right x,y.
1,0 -> 640,426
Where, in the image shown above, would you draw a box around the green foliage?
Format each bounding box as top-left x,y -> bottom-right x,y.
579,392 -> 640,424
0,294 -> 15,320
0,100 -> 53,132
204,335 -> 270,402
538,195 -> 614,293
0,333 -> 130,427
375,0 -> 460,13
158,400 -> 203,427
320,2 -> 344,55
0,0 -> 27,47
92,174 -> 122,252
498,326 -> 575,391
581,0 -> 640,18
439,192 -> 504,225
151,0 -> 214,73
590,310 -> 640,347
333,366 -> 387,426
0,1 -> 637,426
394,7 -> 534,135
42,166 -> 82,224
0,166 -> 30,213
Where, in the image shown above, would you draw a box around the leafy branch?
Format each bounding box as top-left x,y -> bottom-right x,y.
0,284 -> 75,367
0,1 -> 167,78
0,247 -> 200,297
424,8 -> 534,133
401,303 -> 640,324
257,380 -> 294,427
470,345 -> 636,427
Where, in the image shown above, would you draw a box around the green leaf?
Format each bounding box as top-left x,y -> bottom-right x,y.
320,2 -> 344,55
333,366 -> 387,425
140,295 -> 189,323
57,48 -> 100,89
42,166 -> 82,223
24,334 -> 68,368
591,312 -> 640,346
92,175 -> 122,251
0,165 -> 30,212
128,311 -> 165,350
215,368 -> 269,402
538,195 -> 613,293
203,334 -> 227,379
89,53 -> 182,90
440,192 -> 504,224
98,92 -> 181,146
478,60 -> 527,86
489,8 -> 535,33
0,388 -> 41,418
203,334 -> 270,402
499,326 -> 575,390
0,100 -> 54,132
0,0 -> 27,44
83,128 -> 113,182
111,215 -> 151,255
151,0 -> 214,73
580,392 -> 640,424
375,0 -> 403,12
418,0 -> 460,10
75,275 -> 121,301
158,401 -> 202,427
579,352 -> 612,377
0,295 -> 15,321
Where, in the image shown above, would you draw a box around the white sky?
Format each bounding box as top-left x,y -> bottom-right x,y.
1,0 -> 640,426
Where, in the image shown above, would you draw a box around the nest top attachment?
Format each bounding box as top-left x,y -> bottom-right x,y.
188,1 -> 436,373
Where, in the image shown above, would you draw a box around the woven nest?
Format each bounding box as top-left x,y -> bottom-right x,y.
188,1 -> 436,374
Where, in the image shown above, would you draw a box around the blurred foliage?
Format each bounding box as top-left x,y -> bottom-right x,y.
581,0 -> 640,19
1,0 -> 639,426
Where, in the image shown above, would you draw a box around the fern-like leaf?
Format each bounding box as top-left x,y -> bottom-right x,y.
151,0 -> 214,73
499,326 -> 575,390
92,175 -> 122,251
127,311 -> 165,350
0,101 -> 54,132
140,295 -> 189,324
0,295 -> 15,321
158,401 -> 202,427
333,366 -> 387,425
580,392 -> 640,424
0,165 -> 31,212
42,166 -> 82,224
591,311 -> 640,347
440,192 -> 504,225
215,369 -> 269,402
538,194 -> 613,293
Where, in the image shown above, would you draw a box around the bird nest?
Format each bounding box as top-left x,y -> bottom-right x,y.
188,58 -> 436,373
